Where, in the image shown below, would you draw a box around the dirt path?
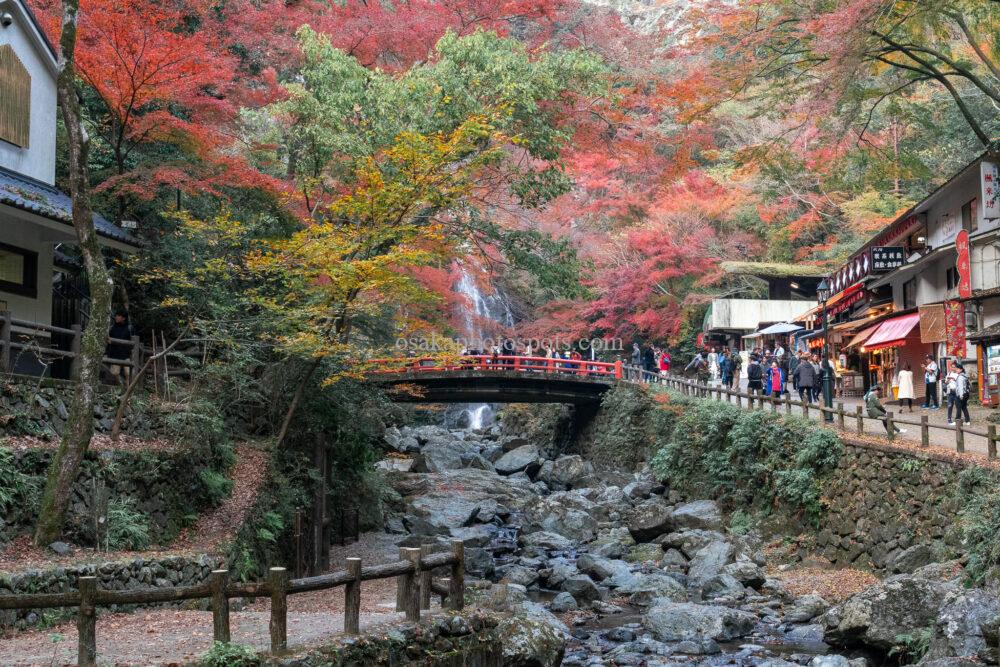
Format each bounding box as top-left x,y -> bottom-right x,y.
0,533 -> 413,666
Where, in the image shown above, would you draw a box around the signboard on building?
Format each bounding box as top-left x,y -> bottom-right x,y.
919,304 -> 946,343
870,246 -> 905,272
956,229 -> 972,298
982,161 -> 1000,219
945,300 -> 967,358
988,345 -> 1000,375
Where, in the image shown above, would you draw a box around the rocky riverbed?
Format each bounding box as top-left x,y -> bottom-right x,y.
382,423 -> 1000,666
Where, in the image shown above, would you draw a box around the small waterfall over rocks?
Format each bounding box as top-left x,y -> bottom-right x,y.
447,264 -> 515,430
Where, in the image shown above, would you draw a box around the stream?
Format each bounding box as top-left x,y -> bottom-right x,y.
382,422 -> 902,667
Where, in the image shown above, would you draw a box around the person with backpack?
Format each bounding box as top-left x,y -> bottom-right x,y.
922,355 -> 940,409
946,361 -> 971,425
793,353 -> 817,403
746,354 -> 764,396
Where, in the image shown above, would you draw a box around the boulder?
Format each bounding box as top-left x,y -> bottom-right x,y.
642,601 -> 757,642
521,531 -> 574,552
820,574 -> 951,651
537,455 -> 596,490
661,548 -> 688,571
501,564 -> 540,588
889,544 -> 934,574
721,560 -> 766,589
701,573 -> 746,600
550,592 -> 578,613
526,493 -> 599,543
498,612 -> 567,667
671,500 -> 723,531
412,441 -> 465,472
785,594 -> 830,623
687,540 -> 735,587
656,529 -> 728,558
626,543 -> 664,563
464,547 -> 495,578
576,554 -> 632,583
495,445 -> 543,477
562,574 -> 603,604
615,572 -> 687,606
543,559 -> 579,588
625,498 -> 674,542
449,524 -> 498,548
809,657 -> 851,667
399,468 -> 537,532
924,588 -> 1000,663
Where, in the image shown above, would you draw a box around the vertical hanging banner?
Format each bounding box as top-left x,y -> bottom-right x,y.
945,300 -> 967,358
982,161 -> 1000,219
956,229 -> 972,298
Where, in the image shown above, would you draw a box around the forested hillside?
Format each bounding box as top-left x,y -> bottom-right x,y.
28,0 -> 998,349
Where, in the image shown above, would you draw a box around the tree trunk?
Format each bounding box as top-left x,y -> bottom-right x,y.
34,0 -> 115,546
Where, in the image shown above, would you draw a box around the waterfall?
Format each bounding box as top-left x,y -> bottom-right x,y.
448,264 -> 515,430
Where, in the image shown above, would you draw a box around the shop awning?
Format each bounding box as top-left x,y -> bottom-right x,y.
846,323 -> 881,348
863,313 -> 921,351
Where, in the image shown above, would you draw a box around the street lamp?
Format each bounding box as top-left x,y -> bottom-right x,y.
817,278 -> 834,422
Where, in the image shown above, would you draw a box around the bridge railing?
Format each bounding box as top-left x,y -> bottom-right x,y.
368,355 -> 623,379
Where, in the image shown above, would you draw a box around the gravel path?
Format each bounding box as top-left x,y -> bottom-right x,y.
0,533 -> 417,666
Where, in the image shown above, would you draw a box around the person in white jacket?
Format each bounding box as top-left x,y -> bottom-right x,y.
896,364 -> 915,412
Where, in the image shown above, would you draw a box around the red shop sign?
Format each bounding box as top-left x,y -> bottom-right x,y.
956,229 -> 972,298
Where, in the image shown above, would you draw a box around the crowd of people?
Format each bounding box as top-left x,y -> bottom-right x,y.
674,343 -> 976,432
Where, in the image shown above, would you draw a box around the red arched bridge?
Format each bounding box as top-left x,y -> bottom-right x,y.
367,355 -> 626,404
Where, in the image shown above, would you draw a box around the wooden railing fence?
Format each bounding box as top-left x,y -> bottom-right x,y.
0,540 -> 465,667
633,367 -> 998,460
0,310 -> 140,378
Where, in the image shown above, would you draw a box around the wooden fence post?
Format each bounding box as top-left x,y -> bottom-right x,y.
129,335 -> 141,378
77,576 -> 97,667
268,567 -> 289,654
989,425 -> 998,460
449,540 -> 465,611
837,402 -> 845,430
855,406 -> 864,435
921,416 -> 929,447
396,547 -> 407,611
802,399 -> 809,418
345,557 -> 361,635
419,544 -> 433,610
785,394 -> 792,415
770,395 -> 777,413
886,412 -> 895,441
0,310 -> 10,372
210,569 -> 230,643
401,548 -> 421,621
956,420 -> 965,453
70,324 -> 82,380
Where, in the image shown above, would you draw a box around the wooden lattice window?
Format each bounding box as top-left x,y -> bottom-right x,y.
0,45 -> 30,148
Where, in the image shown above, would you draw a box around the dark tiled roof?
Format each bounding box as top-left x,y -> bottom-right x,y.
0,166 -> 139,247
968,321 -> 1000,342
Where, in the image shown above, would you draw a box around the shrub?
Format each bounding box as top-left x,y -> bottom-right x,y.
651,395 -> 842,525
580,383 -> 657,469
957,466 -> 1000,583
199,641 -> 260,667
106,497 -> 151,551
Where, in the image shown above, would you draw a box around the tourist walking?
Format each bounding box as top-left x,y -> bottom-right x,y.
922,355 -> 940,409
792,353 -> 816,403
746,354 -> 764,396
946,361 -> 971,426
896,364 -> 915,412
730,351 -> 742,389
765,360 -> 785,397
810,354 -> 823,402
865,385 -> 905,435
720,350 -> 733,387
789,352 -> 801,393
708,347 -> 720,383
659,350 -> 671,375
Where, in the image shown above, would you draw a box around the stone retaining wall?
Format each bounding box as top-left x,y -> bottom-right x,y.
0,554 -> 223,630
0,378 -> 153,439
814,440 -> 966,571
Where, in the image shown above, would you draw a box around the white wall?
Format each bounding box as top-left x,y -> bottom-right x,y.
709,299 -> 813,331
0,212 -> 55,325
0,0 -> 57,184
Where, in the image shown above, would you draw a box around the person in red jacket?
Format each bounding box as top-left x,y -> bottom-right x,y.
659,350 -> 671,375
